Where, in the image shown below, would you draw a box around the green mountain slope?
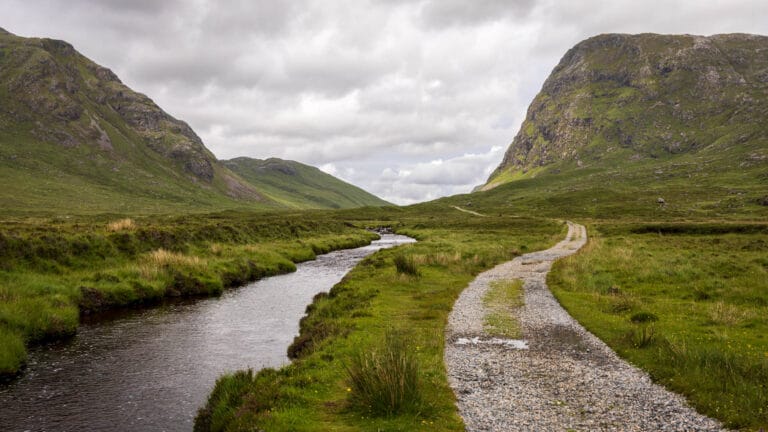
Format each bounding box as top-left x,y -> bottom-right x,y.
480,33 -> 767,217
0,29 -> 388,215
223,157 -> 391,209
0,28 -> 274,214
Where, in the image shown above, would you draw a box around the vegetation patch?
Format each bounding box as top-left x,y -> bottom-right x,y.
483,279 -> 524,338
0,211 -> 378,377
345,330 -> 424,417
549,227 -> 768,429
393,252 -> 420,277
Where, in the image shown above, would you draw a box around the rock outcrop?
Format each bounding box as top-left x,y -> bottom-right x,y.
0,30 -> 226,184
486,33 -> 768,189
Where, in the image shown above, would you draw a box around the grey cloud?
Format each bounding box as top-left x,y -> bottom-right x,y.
200,0 -> 305,37
419,0 -> 536,28
2,0 -> 767,204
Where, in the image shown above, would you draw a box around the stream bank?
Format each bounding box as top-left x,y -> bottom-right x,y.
0,234 -> 414,432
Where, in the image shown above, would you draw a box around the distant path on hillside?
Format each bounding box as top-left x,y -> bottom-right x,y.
444,222 -> 726,431
451,206 -> 486,217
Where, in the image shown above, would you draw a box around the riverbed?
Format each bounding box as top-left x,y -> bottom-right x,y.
0,234 -> 414,432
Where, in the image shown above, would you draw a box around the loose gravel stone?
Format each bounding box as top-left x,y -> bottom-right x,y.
445,222 -> 727,432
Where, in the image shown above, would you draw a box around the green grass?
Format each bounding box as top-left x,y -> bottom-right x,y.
345,330 -> 424,417
393,253 -> 420,277
195,212 -> 563,431
548,224 -> 768,430
223,157 -> 391,209
0,210 -> 378,376
483,279 -> 524,339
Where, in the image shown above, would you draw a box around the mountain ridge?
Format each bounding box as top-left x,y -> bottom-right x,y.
222,157 -> 392,209
484,32 -> 768,192
0,29 -> 388,214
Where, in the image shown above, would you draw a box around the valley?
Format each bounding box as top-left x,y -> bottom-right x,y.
0,28 -> 766,432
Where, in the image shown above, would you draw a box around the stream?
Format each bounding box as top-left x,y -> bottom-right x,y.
0,234 -> 414,432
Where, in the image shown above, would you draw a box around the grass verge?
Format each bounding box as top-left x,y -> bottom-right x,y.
0,210 -> 378,377
549,223 -> 768,430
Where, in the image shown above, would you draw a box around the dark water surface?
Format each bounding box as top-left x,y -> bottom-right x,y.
0,234 -> 414,432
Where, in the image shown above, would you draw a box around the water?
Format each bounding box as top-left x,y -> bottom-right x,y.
0,234 -> 414,432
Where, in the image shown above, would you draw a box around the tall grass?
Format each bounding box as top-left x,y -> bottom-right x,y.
346,331 -> 423,416
393,253 -> 420,276
139,249 -> 205,278
106,218 -> 135,232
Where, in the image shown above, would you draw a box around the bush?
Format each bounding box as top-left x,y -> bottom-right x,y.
345,331 -> 423,416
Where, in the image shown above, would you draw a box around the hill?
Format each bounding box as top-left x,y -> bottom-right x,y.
223,157 -> 390,209
0,28 -> 387,214
480,33 -> 767,218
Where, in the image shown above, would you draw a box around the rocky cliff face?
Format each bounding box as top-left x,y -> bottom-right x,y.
486,33 -> 768,189
0,28 -> 259,199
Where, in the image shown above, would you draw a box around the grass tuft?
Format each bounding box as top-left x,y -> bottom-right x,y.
393,253 -> 420,277
106,218 -> 136,232
139,249 -> 205,278
345,330 -> 423,417
0,328 -> 26,375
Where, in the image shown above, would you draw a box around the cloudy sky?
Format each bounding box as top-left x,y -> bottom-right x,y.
2,1 -> 767,204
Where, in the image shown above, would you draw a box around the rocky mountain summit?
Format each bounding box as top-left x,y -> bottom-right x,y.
485,33 -> 768,190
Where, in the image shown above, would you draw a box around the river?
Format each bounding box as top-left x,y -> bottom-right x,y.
0,234 -> 414,432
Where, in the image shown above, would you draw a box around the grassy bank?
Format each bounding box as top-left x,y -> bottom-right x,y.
195,214 -> 564,431
0,210 -> 378,377
549,222 -> 768,430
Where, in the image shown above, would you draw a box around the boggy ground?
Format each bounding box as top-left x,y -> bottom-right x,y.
446,222 -> 725,431
0,210 -> 379,377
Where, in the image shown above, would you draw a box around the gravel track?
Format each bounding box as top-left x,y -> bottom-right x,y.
444,222 -> 726,431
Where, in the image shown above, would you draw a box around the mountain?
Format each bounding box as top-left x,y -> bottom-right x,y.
477,33 -> 767,218
0,28 -> 387,214
223,157 -> 391,209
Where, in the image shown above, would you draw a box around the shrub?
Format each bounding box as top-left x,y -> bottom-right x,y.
345,331 -> 423,416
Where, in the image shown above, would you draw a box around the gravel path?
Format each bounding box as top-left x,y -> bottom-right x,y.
452,206 -> 487,217
445,222 -> 726,431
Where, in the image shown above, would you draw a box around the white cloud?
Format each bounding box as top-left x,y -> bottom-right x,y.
319,163 -> 337,176
1,0 -> 766,204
